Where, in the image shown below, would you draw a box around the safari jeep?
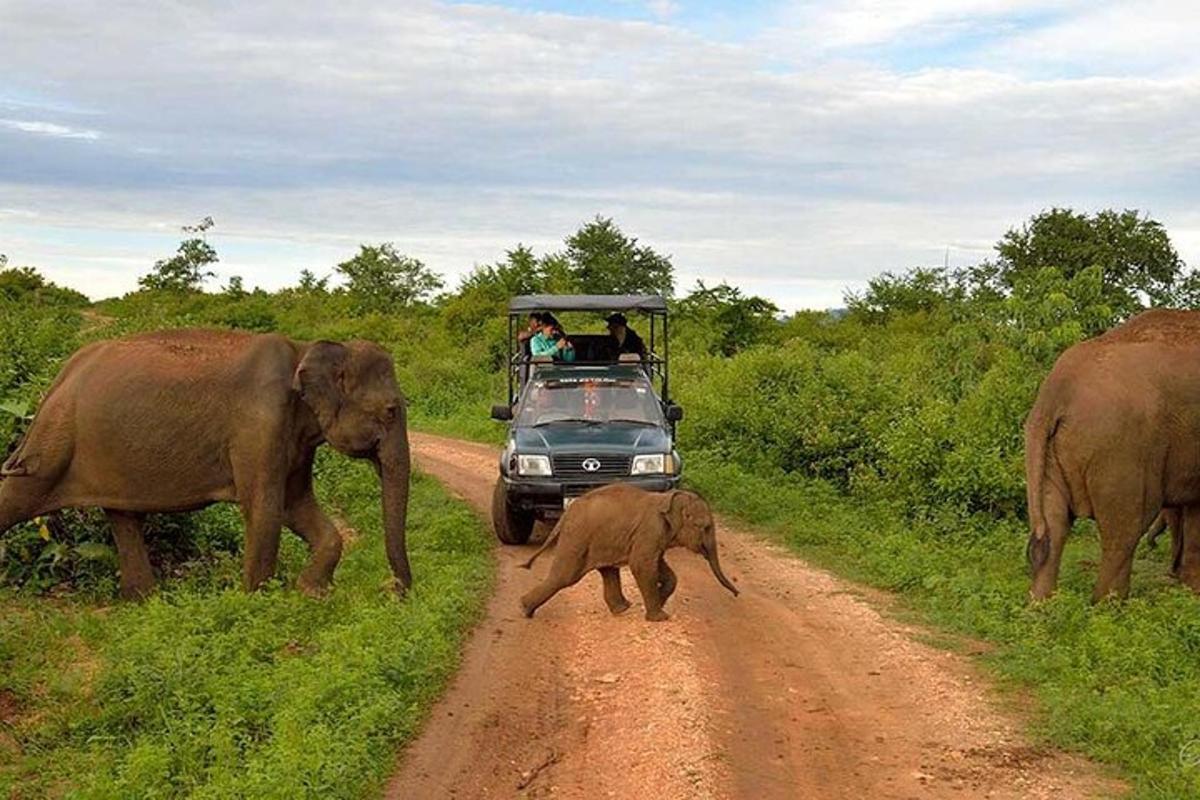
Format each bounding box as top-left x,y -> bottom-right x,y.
490,294 -> 683,544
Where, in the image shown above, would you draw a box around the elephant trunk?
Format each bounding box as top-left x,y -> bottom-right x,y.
704,543 -> 739,596
376,425 -> 412,597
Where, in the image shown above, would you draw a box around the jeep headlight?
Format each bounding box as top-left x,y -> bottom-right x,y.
631,453 -> 674,475
516,454 -> 552,476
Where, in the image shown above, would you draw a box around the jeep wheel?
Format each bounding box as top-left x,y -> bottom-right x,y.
492,479 -> 535,544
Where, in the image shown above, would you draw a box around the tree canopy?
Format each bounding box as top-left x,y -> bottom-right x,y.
996,208 -> 1184,316
335,243 -> 444,314
564,216 -> 674,296
138,217 -> 219,293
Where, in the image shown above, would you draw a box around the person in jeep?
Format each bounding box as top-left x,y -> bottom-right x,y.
606,312 -> 646,360
531,314 -> 576,362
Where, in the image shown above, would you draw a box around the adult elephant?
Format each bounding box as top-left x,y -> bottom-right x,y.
0,328 -> 412,599
1025,309 -> 1200,601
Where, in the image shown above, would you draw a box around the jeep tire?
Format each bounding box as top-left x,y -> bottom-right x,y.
492,478 -> 536,545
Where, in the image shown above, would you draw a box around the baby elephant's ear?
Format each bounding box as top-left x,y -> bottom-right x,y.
656,490 -> 682,517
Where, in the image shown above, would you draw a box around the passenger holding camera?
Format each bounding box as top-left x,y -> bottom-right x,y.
529,313 -> 576,362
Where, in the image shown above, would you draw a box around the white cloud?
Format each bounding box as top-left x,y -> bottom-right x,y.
982,0 -> 1200,76
0,118 -> 100,140
766,0 -> 1084,51
644,0 -> 681,20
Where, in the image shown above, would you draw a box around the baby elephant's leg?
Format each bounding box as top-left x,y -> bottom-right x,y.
630,558 -> 669,622
598,567 -> 631,615
657,557 -> 678,607
521,562 -> 587,618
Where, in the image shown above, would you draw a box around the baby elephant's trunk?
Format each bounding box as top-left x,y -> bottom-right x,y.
705,546 -> 739,596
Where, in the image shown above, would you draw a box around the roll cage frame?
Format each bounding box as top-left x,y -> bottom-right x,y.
505,294 -> 670,406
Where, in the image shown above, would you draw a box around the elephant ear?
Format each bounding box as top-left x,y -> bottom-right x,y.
656,490 -> 686,543
293,341 -> 350,429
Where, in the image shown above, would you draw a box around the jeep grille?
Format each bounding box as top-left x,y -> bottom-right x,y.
551,454 -> 632,479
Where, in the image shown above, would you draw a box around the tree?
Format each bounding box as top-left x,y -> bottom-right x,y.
0,264 -> 89,307
223,275 -> 246,298
845,268 -> 959,324
335,243 -> 443,313
442,246 -> 549,332
563,217 -> 674,295
456,245 -> 546,299
138,216 -> 218,292
996,208 -> 1184,317
296,269 -> 330,294
676,281 -> 779,355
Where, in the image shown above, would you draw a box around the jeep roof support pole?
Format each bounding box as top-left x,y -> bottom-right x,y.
663,310 -> 669,403
507,312 -> 515,404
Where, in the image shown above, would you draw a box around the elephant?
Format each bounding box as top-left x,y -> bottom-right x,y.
1145,508 -> 1184,576
518,484 -> 738,621
0,328 -> 412,599
1025,308 -> 1200,601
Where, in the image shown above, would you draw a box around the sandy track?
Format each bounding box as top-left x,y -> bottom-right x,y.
386,432 -> 1121,799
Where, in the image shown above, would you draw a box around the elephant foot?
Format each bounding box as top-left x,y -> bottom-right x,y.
644,609 -> 670,622
1178,567 -> 1200,594
119,580 -> 155,602
297,576 -> 332,599
606,599 -> 632,616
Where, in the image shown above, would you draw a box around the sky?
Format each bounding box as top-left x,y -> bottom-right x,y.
2,0 -> 1198,310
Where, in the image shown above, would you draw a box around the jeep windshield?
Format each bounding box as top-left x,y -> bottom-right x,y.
516,377 -> 665,427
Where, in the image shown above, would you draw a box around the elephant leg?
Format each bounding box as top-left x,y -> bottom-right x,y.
1172,526 -> 1186,578
1176,506 -> 1200,593
1029,485 -> 1071,601
1092,499 -> 1156,602
1166,507 -> 1184,578
106,510 -> 155,600
520,561 -> 587,618
657,557 -> 678,607
630,556 -> 669,622
240,492 -> 284,592
598,567 -> 631,615
285,491 -> 343,597
0,491 -> 35,536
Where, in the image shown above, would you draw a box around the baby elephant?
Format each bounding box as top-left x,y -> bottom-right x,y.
519,485 -> 738,621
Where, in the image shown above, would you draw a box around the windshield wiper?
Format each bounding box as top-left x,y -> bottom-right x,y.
607,418 -> 660,426
531,418 -> 602,427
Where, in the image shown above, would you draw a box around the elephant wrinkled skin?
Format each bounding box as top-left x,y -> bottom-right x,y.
0,328 -> 412,599
1026,309 -> 1200,602
519,484 -> 738,621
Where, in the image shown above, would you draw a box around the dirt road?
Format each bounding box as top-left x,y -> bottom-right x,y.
387,433 -> 1120,799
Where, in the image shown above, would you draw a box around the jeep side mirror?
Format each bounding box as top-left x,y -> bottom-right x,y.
665,404 -> 684,422
491,404 -> 514,421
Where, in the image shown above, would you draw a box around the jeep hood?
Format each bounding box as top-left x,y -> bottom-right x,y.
513,421 -> 671,453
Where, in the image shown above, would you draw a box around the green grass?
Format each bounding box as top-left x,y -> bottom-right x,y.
0,451 -> 492,800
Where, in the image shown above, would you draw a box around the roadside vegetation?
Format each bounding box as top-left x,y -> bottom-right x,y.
4,209 -> 1200,796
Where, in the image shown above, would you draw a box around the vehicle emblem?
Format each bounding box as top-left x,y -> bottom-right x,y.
581,458 -> 602,473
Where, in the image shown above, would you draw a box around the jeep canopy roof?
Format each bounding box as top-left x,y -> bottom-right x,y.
508,294 -> 667,314
502,293 -> 672,405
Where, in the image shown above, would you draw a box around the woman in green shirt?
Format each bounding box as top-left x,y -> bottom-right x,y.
530,314 -> 576,362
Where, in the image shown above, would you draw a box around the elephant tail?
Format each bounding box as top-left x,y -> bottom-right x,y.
1023,400 -> 1060,573
519,519 -> 562,569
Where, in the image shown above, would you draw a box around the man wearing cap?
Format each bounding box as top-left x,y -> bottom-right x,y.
605,313 -> 646,360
